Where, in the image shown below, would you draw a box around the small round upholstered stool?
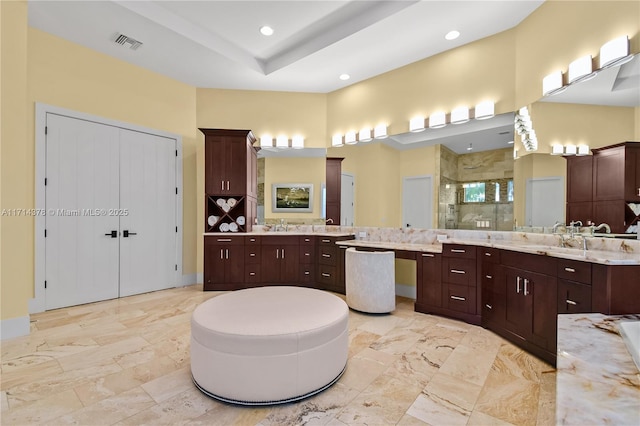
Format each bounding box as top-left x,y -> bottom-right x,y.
190,286 -> 349,405
345,248 -> 396,313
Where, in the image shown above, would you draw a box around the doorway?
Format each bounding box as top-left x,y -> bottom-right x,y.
340,173 -> 355,226
402,175 -> 433,229
525,177 -> 564,227
33,104 -> 182,312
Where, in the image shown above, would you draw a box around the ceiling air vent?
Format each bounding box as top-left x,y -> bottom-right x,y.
113,33 -> 143,50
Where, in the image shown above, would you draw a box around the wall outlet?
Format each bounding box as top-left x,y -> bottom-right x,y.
358,231 -> 367,239
436,234 -> 448,242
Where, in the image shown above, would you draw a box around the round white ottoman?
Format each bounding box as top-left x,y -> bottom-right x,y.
190,286 -> 349,405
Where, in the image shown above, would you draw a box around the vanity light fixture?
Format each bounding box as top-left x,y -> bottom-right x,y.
428,111 -> 447,128
276,135 -> 288,148
542,70 -> 567,96
551,144 -> 564,155
600,35 -> 632,68
474,101 -> 495,120
409,116 -> 425,132
331,134 -> 344,147
345,131 -> 357,145
563,144 -> 577,156
451,106 -> 469,124
358,128 -> 372,142
568,55 -> 597,84
374,124 -> 388,139
576,145 -> 590,156
260,134 -> 273,148
291,135 -> 304,149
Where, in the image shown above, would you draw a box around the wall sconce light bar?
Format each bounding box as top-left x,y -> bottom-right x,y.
260,134 -> 273,148
600,35 -> 631,68
345,131 -> 357,145
451,106 -> 469,124
374,124 -> 387,139
474,101 -> 494,120
428,111 -> 447,128
358,128 -> 372,142
409,117 -> 425,132
276,135 -> 288,148
291,135 -> 304,149
576,145 -> 590,156
542,70 -> 567,96
563,144 -> 577,156
568,55 -> 597,84
332,134 -> 343,147
551,144 -> 564,155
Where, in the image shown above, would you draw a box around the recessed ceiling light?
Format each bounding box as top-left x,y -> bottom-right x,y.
445,30 -> 460,41
339,74 -> 350,81
260,26 -> 274,36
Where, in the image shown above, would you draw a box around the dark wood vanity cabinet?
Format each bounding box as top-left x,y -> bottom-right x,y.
316,235 -> 352,294
204,236 -> 246,291
325,158 -> 343,225
260,236 -> 299,285
298,236 -> 316,285
416,252 -> 442,310
565,155 -> 594,225
480,247 -> 505,330
556,258 -> 592,314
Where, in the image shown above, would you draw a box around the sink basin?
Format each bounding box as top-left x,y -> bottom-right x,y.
619,321 -> 640,372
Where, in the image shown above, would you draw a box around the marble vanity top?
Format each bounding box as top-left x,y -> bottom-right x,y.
556,314 -> 640,425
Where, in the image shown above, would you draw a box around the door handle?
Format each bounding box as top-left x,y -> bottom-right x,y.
516,276 -> 522,294
282,249 -> 285,259
225,249 -> 229,260
123,230 -> 137,238
523,278 -> 529,296
104,230 -> 117,238
226,181 -> 230,191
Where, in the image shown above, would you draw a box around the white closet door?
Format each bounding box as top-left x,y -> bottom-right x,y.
45,114 -> 120,310
119,129 -> 177,297
402,175 -> 433,229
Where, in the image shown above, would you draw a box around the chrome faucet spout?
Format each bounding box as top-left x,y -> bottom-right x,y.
326,218 -> 333,224
593,223 -> 611,234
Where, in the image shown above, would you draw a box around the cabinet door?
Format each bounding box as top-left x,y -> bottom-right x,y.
204,244 -> 227,290
566,156 -> 593,203
593,146 -> 625,201
504,268 -> 532,340
280,245 -> 300,283
226,139 -> 248,194
418,253 -> 442,307
481,263 -> 505,328
624,145 -> 640,202
205,139 -> 228,195
593,200 -> 627,233
261,246 -> 281,283
529,271 -> 557,352
225,245 -> 245,284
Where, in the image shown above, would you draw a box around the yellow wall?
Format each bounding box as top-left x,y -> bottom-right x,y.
1,0 -> 30,321
264,157 -> 325,220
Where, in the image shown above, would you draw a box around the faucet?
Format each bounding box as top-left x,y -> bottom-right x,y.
326,218 -> 333,224
592,223 -> 611,235
569,220 -> 583,237
552,221 -> 565,234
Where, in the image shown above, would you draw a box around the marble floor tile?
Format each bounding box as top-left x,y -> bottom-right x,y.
1,285 -> 557,425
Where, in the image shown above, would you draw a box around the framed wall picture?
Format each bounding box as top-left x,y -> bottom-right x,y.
272,183 -> 313,212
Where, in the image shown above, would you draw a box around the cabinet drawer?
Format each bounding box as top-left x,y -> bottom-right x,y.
206,236 -> 244,245
481,263 -> 503,294
444,284 -> 476,314
299,235 -> 315,245
443,258 -> 476,286
300,266 -> 315,283
300,246 -> 315,264
557,260 -> 591,284
318,237 -> 337,245
245,247 -> 261,264
479,247 -> 500,263
245,236 -> 261,245
317,265 -> 337,285
442,244 -> 476,259
245,265 -> 260,283
558,279 -> 592,313
318,246 -> 338,266
261,235 -> 298,245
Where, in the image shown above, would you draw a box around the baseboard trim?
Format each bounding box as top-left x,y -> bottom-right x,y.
1,315 -> 30,340
395,283 -> 416,300
182,273 -> 200,286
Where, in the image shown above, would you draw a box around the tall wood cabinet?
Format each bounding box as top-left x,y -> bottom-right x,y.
326,158 -> 343,224
200,129 -> 258,233
566,141 -> 640,233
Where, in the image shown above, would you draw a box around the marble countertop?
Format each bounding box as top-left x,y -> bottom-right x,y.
203,231 -> 354,237
556,313 -> 640,425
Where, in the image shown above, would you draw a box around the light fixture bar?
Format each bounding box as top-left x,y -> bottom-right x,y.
542,71 -> 566,96
291,135 -> 304,149
568,55 -> 596,84
428,111 -> 446,128
450,106 -> 469,124
276,135 -> 288,148
474,101 -> 494,120
409,117 -> 425,132
600,35 -> 630,68
345,131 -> 357,145
332,134 -> 343,147
260,134 -> 273,148
358,128 -> 372,142
374,124 -> 387,139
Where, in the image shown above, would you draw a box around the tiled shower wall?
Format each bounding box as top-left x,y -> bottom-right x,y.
439,147 -> 514,231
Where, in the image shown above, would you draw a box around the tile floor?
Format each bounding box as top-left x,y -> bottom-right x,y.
1,285 -> 556,425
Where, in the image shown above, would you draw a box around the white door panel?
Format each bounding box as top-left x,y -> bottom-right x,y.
403,176 -> 433,229
45,114 -> 120,310
526,177 -> 564,227
340,173 -> 355,226
119,130 -> 177,297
